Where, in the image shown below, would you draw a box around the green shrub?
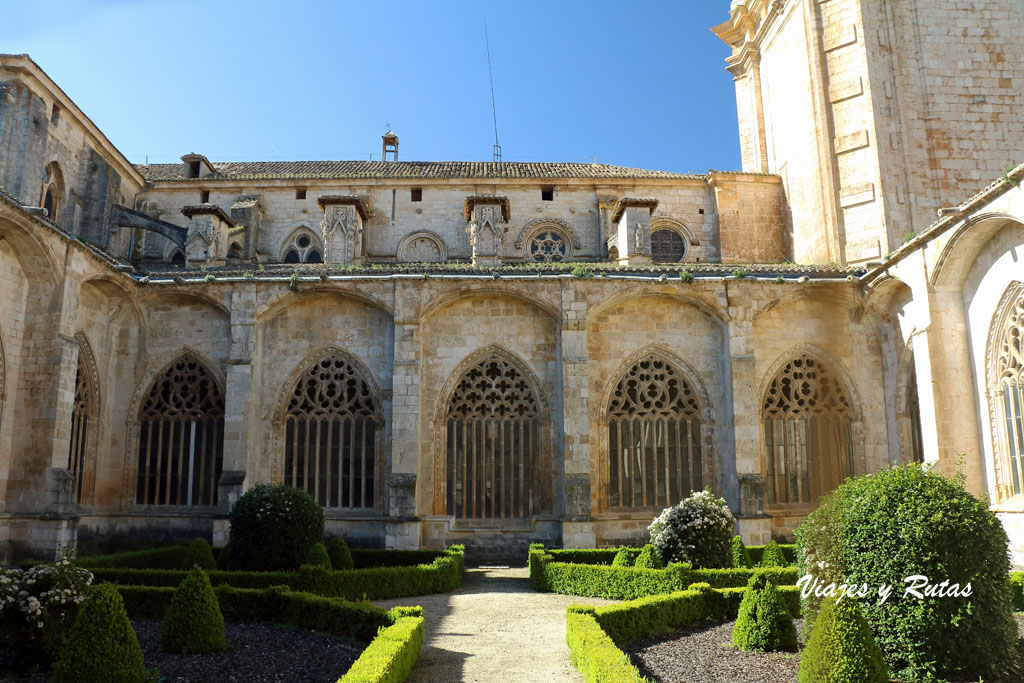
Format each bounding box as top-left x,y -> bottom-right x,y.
329,537 -> 354,571
731,535 -> 753,569
747,543 -> 797,565
649,489 -> 734,568
796,464 -> 1017,681
758,540 -> 787,568
1012,572 -> 1024,611
611,548 -> 634,567
75,545 -> 190,570
304,542 -> 332,570
215,543 -> 231,571
159,568 -> 226,653
183,538 -> 216,571
52,584 -> 145,683
566,606 -> 647,683
340,615 -> 425,683
634,545 -> 664,570
731,574 -> 797,651
228,484 -> 325,571
798,597 -> 888,683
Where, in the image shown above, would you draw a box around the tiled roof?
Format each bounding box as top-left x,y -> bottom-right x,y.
135,160 -> 706,182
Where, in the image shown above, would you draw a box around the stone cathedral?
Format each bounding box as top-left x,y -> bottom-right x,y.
0,0 -> 1022,563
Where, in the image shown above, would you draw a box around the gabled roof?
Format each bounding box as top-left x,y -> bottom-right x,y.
135,160 -> 706,182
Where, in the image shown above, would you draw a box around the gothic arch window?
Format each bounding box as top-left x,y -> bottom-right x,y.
68,335 -> 99,505
606,352 -> 706,509
135,355 -> 224,506
902,351 -> 925,464
282,351 -> 381,509
443,352 -> 548,519
281,228 -> 323,264
990,285 -> 1024,500
40,162 -> 65,224
762,351 -> 856,506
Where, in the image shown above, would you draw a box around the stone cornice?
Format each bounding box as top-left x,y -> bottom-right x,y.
611,198 -> 659,224
181,203 -> 235,226
463,195 -> 511,223
317,195 -> 371,220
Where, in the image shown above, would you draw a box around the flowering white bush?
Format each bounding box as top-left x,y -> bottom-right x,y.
648,489 -> 735,568
0,556 -> 93,660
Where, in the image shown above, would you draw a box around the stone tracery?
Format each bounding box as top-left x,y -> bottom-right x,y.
992,286 -> 1024,499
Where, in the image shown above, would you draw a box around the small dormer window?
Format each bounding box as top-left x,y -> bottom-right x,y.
411,188 -> 422,202
200,190 -> 210,203
541,187 -> 554,201
187,161 -> 201,178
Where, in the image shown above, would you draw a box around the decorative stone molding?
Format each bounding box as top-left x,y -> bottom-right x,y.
465,197 -> 509,266
397,231 -> 447,263
317,195 -> 371,221
514,218 -> 582,250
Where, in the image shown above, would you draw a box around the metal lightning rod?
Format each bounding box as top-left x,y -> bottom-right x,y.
485,22 -> 501,162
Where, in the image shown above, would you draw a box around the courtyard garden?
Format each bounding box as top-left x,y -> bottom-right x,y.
2,467 -> 1023,682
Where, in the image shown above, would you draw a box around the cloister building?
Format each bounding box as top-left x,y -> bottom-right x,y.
0,0 -> 1022,563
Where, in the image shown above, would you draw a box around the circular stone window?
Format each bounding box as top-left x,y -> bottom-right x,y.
529,231 -> 568,262
297,235 -> 311,249
651,229 -> 686,263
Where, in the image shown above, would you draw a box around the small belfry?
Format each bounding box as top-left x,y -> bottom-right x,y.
382,130 -> 399,162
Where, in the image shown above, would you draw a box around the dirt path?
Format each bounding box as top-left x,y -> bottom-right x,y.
375,566 -> 616,683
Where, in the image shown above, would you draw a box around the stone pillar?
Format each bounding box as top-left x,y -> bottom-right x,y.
215,287 -> 256,547
464,196 -> 509,266
561,287 -> 594,549
386,281 -> 422,549
727,313 -> 770,545
318,195 -> 370,266
612,198 -> 658,265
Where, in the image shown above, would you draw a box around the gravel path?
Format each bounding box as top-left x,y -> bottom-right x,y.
375,566 -> 617,683
627,619 -> 802,683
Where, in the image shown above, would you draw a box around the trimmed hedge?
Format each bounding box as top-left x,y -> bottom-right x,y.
340,614 -> 425,683
747,543 -> 797,566
73,545 -> 192,570
351,550 -> 446,569
229,484 -> 325,571
799,597 -> 889,683
160,569 -> 226,654
52,584 -> 146,683
304,543 -> 332,570
532,544 -> 796,568
566,583 -> 802,682
183,538 -> 216,571
1011,572 -> 1024,612
94,545 -> 465,602
529,545 -> 797,599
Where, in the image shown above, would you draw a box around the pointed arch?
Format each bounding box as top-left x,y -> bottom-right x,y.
130,348 -> 225,506
897,337 -> 925,465
40,161 -> 65,224
433,345 -> 551,519
68,332 -> 101,505
986,281 -> 1024,501
280,225 -> 324,263
599,346 -> 714,511
274,347 -> 383,510
759,343 -> 860,506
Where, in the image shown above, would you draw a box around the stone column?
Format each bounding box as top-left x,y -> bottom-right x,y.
612,198 -> 658,265
727,311 -> 770,545
560,286 -> 594,548
386,281 -> 422,549
214,286 -> 255,547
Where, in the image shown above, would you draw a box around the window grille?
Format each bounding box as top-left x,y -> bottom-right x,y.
68,357 -> 92,504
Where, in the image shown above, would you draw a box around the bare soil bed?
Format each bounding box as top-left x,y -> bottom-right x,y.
628,614 -> 1024,683
0,619 -> 365,683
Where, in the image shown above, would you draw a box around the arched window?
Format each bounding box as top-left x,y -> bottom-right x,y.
651,229 -> 686,263
40,162 -> 65,224
68,337 -> 98,505
281,229 -> 323,264
991,286 -> 1024,500
905,355 -> 924,464
444,353 -> 546,519
762,352 -> 855,505
136,355 -> 224,506
607,353 -> 705,509
283,351 -> 380,509
169,250 -> 185,266
227,242 -> 243,260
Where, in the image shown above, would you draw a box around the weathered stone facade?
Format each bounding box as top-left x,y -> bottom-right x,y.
1,0 -> 1023,564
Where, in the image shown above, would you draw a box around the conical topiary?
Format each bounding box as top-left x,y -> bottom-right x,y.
732,573 -> 798,651
611,547 -> 633,567
327,536 -> 353,571
303,542 -> 332,569
759,540 -> 787,567
732,535 -> 754,568
160,568 -> 226,654
183,537 -> 216,571
52,584 -> 146,683
634,545 -> 664,569
798,597 -> 889,683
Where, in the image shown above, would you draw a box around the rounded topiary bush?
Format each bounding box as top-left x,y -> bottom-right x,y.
798,597 -> 889,683
634,545 -> 664,569
611,547 -> 634,567
648,489 -> 734,568
732,574 -> 797,652
52,584 -> 145,683
303,542 -> 332,570
327,536 -> 353,571
759,540 -> 787,568
796,464 -> 1017,681
183,537 -> 216,571
731,535 -> 753,569
228,483 -> 325,571
160,568 -> 226,654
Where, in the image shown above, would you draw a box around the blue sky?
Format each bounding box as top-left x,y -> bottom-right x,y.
2,1 -> 741,172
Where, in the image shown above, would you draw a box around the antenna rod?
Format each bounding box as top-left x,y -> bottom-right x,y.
485,22 -> 501,162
